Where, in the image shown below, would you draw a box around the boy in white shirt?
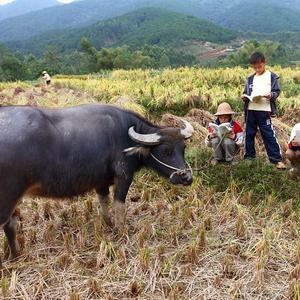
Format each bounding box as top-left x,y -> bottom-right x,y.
241,52 -> 286,169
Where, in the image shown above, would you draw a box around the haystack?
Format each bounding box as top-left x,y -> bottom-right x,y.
281,108 -> 300,127
160,109 -> 212,143
160,109 -> 291,159
113,96 -> 146,116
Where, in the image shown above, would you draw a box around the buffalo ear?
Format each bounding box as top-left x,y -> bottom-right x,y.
123,146 -> 151,157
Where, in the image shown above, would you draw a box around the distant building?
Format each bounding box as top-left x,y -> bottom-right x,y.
225,48 -> 235,53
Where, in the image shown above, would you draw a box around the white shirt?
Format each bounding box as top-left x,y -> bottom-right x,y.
248,70 -> 271,112
43,73 -> 51,81
289,123 -> 300,144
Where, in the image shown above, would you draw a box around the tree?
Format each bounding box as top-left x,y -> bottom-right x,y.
159,53 -> 170,68
26,54 -> 42,80
42,47 -> 62,75
221,40 -> 295,67
113,46 -> 133,69
63,51 -> 91,74
0,44 -> 27,81
132,50 -> 153,68
80,37 -> 99,72
98,48 -> 114,70
1,55 -> 27,81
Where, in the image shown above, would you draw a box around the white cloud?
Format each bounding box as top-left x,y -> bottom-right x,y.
0,0 -> 75,5
0,0 -> 14,5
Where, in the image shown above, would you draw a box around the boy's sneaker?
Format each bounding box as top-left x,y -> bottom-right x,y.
276,162 -> 286,170
229,159 -> 239,166
210,159 -> 219,166
244,157 -> 255,161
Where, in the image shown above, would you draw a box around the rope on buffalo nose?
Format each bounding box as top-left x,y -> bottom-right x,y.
150,135 -> 236,174
150,153 -> 193,175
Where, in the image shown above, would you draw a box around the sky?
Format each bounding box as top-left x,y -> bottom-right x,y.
0,0 -> 74,5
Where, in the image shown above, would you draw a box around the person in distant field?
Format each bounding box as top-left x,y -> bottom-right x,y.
286,123 -> 300,176
241,52 -> 286,169
205,102 -> 244,166
42,71 -> 51,85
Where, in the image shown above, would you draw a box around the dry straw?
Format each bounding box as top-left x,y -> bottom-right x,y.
0,68 -> 300,299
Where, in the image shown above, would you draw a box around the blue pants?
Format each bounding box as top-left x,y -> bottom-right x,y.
245,110 -> 282,163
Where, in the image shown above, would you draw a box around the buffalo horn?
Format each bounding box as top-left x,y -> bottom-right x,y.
180,119 -> 194,139
128,127 -> 161,145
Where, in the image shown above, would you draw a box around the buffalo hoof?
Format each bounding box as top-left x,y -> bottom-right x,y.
9,247 -> 21,261
4,242 -> 21,261
4,250 -> 21,262
9,252 -> 21,261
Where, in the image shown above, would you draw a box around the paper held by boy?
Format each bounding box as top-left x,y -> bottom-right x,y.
242,94 -> 266,102
208,122 -> 232,139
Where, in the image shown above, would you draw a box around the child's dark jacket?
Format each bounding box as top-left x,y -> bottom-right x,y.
243,72 -> 281,116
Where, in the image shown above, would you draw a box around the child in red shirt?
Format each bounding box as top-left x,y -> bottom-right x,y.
286,123 -> 300,176
205,102 -> 244,165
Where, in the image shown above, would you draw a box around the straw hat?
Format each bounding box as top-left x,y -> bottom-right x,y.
214,102 -> 235,116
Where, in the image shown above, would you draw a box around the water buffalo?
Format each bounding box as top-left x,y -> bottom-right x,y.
0,104 -> 193,258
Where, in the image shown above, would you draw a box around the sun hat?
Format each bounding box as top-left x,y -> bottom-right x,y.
214,102 -> 235,116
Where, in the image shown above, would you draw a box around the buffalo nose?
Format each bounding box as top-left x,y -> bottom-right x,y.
183,171 -> 193,185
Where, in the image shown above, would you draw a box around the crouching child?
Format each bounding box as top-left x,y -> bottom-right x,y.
286,123 -> 300,176
205,102 -> 244,165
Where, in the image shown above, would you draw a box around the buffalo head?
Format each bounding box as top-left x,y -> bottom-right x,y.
124,119 -> 194,186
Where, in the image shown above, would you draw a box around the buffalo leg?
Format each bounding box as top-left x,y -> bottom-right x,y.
97,186 -> 113,227
0,180 -> 26,260
3,211 -> 20,259
113,178 -> 132,228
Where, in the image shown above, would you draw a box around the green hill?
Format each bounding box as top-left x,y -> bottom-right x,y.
0,0 -> 239,42
219,1 -> 300,33
1,0 -> 300,44
7,8 -> 237,56
0,0 -> 59,21
0,0 -> 140,42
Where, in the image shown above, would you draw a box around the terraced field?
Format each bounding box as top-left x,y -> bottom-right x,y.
1,67 -> 300,299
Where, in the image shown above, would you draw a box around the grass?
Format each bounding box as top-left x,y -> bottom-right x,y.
1,68 -> 300,299
189,146 -> 299,204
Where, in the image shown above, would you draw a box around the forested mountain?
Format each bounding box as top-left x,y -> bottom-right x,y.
1,0 -> 300,44
219,1 -> 300,33
0,0 -> 59,21
0,0 -> 144,42
7,8 -> 237,56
